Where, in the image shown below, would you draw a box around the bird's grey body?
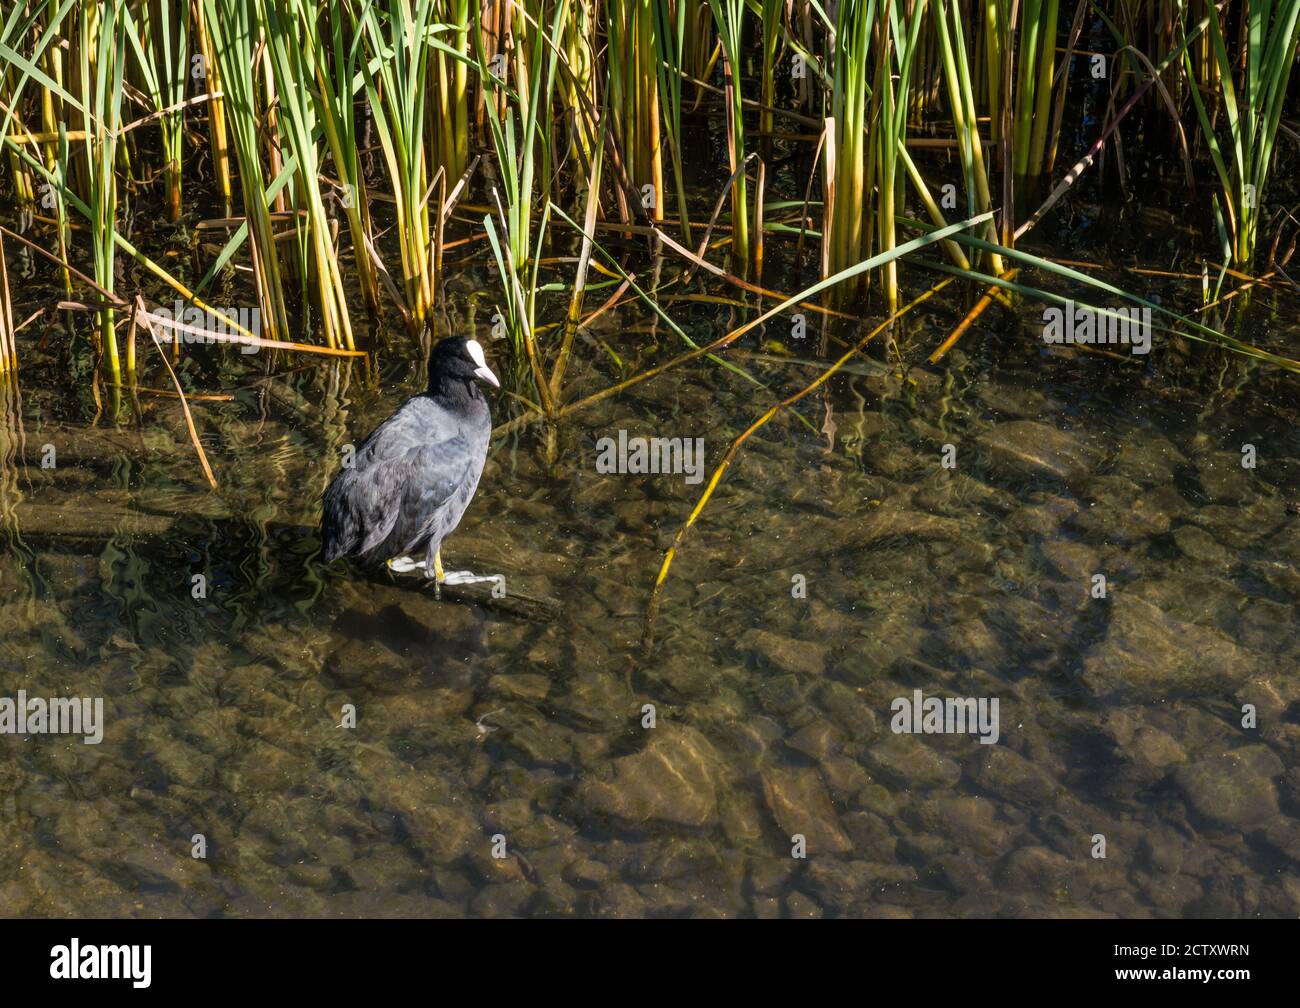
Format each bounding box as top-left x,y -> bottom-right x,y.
322,393 -> 489,567
320,337 -> 498,579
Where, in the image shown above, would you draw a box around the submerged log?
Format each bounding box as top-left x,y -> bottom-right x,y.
7,501 -> 176,541
4,425 -> 164,467
2,500 -> 558,623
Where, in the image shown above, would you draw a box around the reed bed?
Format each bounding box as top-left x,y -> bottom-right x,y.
0,0 -> 1296,406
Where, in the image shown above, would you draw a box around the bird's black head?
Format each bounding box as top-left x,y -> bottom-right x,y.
427,336 -> 500,397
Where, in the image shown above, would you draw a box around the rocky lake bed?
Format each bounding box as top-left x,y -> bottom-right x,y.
1,330 -> 1298,918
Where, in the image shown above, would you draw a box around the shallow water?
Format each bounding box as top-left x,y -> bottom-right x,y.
2,253 -> 1299,918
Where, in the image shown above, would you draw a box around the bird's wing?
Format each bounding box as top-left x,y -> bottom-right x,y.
347,400 -> 473,557
393,438 -> 476,555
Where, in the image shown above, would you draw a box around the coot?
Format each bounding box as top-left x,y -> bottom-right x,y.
321,336 -> 499,588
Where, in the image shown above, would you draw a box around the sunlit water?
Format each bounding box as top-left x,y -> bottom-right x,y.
2,244 -> 1299,918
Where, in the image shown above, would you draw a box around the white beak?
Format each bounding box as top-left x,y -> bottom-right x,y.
465,338 -> 499,388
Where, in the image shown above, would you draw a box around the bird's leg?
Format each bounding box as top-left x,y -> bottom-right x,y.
422,543 -> 443,599
386,555 -> 424,574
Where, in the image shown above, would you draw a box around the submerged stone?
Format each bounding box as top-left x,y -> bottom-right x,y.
760,766 -> 852,854
1172,524 -> 1236,571
976,421 -> 1102,485
578,725 -> 721,828
739,628 -> 830,677
1172,746 -> 1283,830
1081,596 -> 1256,700
1109,435 -> 1186,488
1194,450 -> 1254,504
865,735 -> 963,791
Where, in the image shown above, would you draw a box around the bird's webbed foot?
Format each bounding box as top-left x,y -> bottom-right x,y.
390,550 -> 502,598
441,570 -> 506,593
386,555 -> 424,575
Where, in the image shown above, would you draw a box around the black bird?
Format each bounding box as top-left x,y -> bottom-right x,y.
321,336 -> 499,587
